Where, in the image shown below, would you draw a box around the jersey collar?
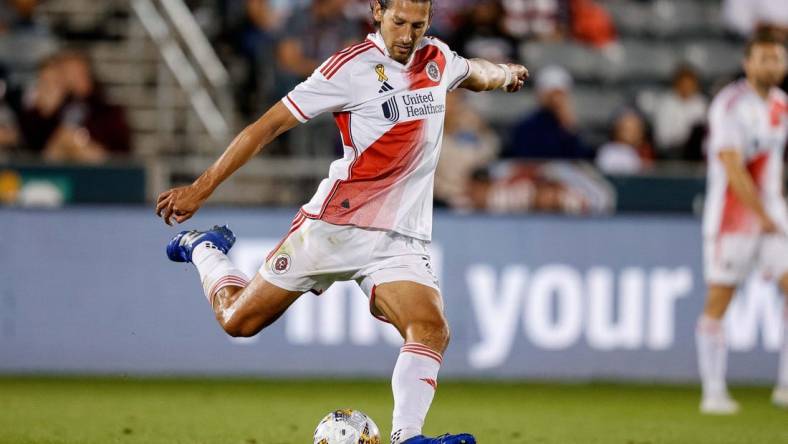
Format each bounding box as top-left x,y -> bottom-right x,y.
367,31 -> 429,67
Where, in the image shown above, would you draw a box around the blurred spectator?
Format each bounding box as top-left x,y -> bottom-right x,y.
723,0 -> 788,39
43,51 -> 131,163
225,0 -> 282,115
451,0 -> 517,63
0,74 -> 20,158
0,0 -> 47,35
501,0 -> 570,41
17,56 -> 66,154
652,65 -> 708,160
0,0 -> 57,86
570,0 -> 616,48
276,0 -> 363,85
505,65 -> 593,160
430,0 -> 475,38
596,108 -> 653,174
467,161 -> 613,214
434,91 -> 500,209
17,51 -> 130,163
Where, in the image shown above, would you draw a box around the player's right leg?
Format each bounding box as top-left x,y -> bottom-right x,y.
697,284 -> 739,414
697,235 -> 756,414
166,225 -> 302,337
371,281 -> 473,444
760,236 -> 788,408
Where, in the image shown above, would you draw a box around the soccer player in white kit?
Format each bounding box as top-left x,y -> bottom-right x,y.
155,1 -> 528,442
698,31 -> 788,414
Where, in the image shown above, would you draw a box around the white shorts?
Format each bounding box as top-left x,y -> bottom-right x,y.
703,234 -> 788,286
260,212 -> 440,320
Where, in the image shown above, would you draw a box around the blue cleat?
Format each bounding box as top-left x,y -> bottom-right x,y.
166,225 -> 236,263
401,434 -> 476,444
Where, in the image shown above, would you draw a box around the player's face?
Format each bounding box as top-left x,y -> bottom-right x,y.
374,0 -> 432,64
744,43 -> 787,88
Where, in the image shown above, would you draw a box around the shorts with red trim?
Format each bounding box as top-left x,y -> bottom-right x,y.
704,233 -> 788,286
260,214 -> 440,322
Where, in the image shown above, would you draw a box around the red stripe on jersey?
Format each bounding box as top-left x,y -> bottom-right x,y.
334,111 -> 354,148
324,42 -> 374,79
285,95 -> 309,121
321,44 -> 359,74
303,113 -> 361,220
407,44 -> 446,90
320,41 -> 370,76
719,152 -> 769,234
769,99 -> 787,127
319,119 -> 425,228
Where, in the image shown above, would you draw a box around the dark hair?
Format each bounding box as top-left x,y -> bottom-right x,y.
671,63 -> 698,84
371,0 -> 433,28
745,27 -> 785,58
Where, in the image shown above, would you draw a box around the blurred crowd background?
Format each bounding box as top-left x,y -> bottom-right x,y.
0,0 -> 786,212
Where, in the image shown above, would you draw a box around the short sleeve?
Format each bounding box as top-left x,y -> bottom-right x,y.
707,98 -> 745,156
446,50 -> 471,91
282,64 -> 352,122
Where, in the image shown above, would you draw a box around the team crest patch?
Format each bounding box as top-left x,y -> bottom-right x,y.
272,253 -> 291,274
426,61 -> 441,82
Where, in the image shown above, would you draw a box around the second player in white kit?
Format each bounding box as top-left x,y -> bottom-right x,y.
698,31 -> 788,415
703,79 -> 788,284
156,1 -> 528,443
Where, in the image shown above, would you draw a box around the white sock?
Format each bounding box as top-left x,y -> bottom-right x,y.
778,305 -> 788,389
191,242 -> 248,304
696,315 -> 728,399
390,342 -> 442,444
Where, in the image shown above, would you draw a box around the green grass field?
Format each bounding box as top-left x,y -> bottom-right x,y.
0,377 -> 785,444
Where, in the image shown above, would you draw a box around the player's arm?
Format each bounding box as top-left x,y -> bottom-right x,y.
156,102 -> 300,225
718,149 -> 777,232
460,59 -> 528,93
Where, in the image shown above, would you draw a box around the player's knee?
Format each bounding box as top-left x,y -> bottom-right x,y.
411,318 -> 450,352
222,318 -> 261,338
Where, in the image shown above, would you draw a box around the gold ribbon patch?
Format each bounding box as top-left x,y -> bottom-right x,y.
375,64 -> 388,82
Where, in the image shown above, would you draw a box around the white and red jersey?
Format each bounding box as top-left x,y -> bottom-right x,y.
281,32 -> 471,241
703,79 -> 788,237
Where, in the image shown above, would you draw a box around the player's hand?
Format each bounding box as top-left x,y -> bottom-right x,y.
761,216 -> 779,234
155,185 -> 204,226
503,64 -> 528,93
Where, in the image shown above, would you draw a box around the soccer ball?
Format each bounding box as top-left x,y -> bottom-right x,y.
313,409 -> 381,444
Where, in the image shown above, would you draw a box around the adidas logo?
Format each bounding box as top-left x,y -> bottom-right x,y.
378,81 -> 394,93
391,430 -> 403,444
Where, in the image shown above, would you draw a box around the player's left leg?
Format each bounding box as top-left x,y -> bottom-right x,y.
759,233 -> 788,408
372,281 -> 474,444
772,272 -> 788,408
166,225 -> 303,337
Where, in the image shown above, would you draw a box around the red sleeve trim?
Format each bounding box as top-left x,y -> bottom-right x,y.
285,95 -> 310,121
